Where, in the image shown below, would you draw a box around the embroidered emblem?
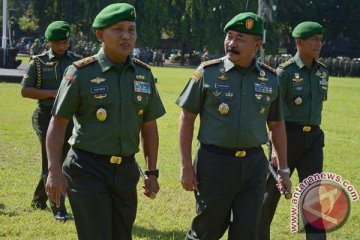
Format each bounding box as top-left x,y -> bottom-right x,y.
90,77 -> 106,84
217,75 -> 229,81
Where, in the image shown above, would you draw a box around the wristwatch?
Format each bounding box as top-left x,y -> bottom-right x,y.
277,167 -> 290,175
145,169 -> 159,178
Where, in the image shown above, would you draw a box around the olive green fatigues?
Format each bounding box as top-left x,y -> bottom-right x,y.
21,49 -> 81,215
260,54 -> 329,240
53,48 -> 165,240
176,57 -> 284,240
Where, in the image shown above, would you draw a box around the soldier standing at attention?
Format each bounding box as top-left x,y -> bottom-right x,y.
260,22 -> 328,240
176,12 -> 291,240
21,21 -> 81,221
45,3 -> 165,239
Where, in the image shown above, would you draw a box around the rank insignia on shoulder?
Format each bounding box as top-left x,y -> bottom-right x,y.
259,63 -> 275,74
191,69 -> 203,83
134,58 -> 151,70
279,59 -> 294,68
74,56 -> 97,69
90,77 -> 106,84
217,75 -> 229,81
202,58 -> 222,68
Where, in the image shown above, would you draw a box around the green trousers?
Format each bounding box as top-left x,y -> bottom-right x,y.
62,148 -> 140,240
185,145 -> 268,240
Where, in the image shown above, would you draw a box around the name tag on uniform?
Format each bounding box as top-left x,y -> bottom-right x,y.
215,83 -> 231,90
91,85 -> 109,94
134,81 -> 151,94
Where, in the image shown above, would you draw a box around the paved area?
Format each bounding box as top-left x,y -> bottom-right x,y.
0,64 -> 27,83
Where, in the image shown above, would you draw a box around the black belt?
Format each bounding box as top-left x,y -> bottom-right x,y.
286,122 -> 320,132
73,147 -> 135,165
200,143 -> 261,158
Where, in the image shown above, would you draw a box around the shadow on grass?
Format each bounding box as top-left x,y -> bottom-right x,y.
133,225 -> 185,239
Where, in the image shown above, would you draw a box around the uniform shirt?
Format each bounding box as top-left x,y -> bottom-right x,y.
277,53 -> 329,125
52,48 -> 165,156
176,57 -> 284,149
21,49 -> 81,106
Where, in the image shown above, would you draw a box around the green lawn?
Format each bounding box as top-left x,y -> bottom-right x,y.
0,67 -> 359,240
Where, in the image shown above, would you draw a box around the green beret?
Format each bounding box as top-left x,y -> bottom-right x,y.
224,12 -> 263,36
45,21 -> 71,41
92,3 -> 136,30
292,21 -> 323,39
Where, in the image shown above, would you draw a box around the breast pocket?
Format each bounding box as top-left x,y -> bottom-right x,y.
90,97 -> 114,123
252,93 -> 273,115
133,93 -> 150,116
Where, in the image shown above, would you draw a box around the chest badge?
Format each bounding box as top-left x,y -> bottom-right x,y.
260,107 -> 265,114
255,94 -> 263,100
257,70 -> 268,81
96,108 -> 107,121
218,103 -> 229,115
292,73 -> 303,82
94,94 -> 107,99
294,97 -> 303,105
90,77 -> 106,84
212,90 -> 221,97
217,75 -> 229,81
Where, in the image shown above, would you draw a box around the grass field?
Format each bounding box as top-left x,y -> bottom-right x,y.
0,65 -> 359,240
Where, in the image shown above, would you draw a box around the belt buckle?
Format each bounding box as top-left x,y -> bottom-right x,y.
110,156 -> 122,164
235,151 -> 246,158
303,126 -> 311,132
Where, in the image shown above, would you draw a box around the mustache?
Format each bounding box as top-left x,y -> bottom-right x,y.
227,48 -> 239,54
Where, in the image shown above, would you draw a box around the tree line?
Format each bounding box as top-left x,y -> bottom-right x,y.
3,0 -> 360,57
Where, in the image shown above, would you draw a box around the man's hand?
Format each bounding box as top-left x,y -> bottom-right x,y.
277,173 -> 292,196
45,170 -> 68,208
143,175 -> 159,199
180,165 -> 198,191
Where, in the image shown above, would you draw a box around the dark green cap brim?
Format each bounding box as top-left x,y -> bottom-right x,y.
92,3 -> 136,30
292,21 -> 323,39
224,12 -> 264,36
45,21 -> 71,41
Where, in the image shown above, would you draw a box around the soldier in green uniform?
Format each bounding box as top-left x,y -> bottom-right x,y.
45,3 -> 165,240
176,12 -> 291,240
21,20 -> 81,221
260,22 -> 328,240
30,38 -> 43,55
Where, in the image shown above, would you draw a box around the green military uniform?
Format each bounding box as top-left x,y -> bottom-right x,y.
22,48 -> 81,217
30,40 -> 43,55
260,22 -> 328,240
55,46 -> 165,239
177,56 -> 284,239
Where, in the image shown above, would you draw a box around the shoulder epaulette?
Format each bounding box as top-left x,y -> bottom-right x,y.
317,60 -> 327,68
259,62 -> 276,74
202,58 -> 222,68
134,58 -> 151,70
279,58 -> 294,69
73,56 -> 97,69
31,52 -> 47,60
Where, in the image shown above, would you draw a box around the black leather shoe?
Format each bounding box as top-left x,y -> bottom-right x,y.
31,201 -> 47,210
54,212 -> 70,222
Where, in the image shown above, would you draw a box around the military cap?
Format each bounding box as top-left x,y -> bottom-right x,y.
92,3 -> 136,30
224,12 -> 263,36
45,21 -> 71,41
292,21 -> 323,39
